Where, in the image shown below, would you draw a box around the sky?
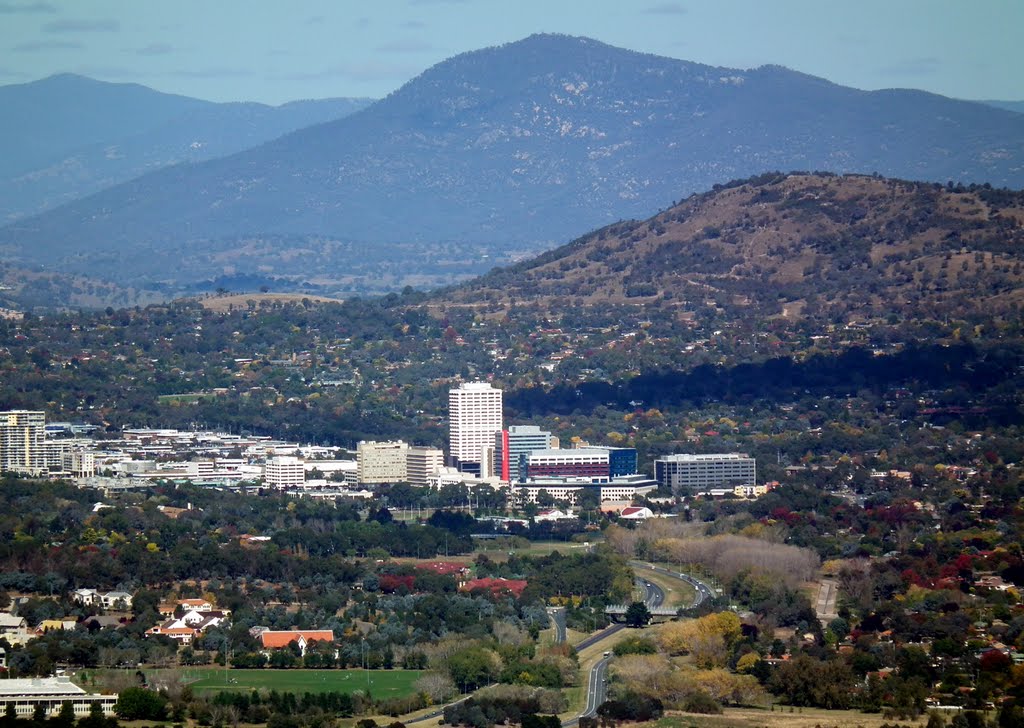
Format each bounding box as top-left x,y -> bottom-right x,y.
0,0 -> 1020,106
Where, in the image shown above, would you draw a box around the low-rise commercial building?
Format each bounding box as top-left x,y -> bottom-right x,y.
0,677 -> 117,718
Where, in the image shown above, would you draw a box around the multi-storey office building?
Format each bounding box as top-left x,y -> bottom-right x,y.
494,425 -> 553,482
406,446 -> 444,487
356,440 -> 408,484
448,382 -> 502,474
654,453 -> 756,494
525,447 -> 611,481
264,455 -> 305,489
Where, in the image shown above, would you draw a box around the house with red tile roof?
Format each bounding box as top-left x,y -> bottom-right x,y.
259,630 -> 335,656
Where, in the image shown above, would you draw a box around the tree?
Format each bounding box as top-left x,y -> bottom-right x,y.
624,601 -> 651,628
114,687 -> 168,721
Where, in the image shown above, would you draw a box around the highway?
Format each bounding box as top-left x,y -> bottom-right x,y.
563,573 -> 667,726
580,655 -> 610,717
547,606 -> 567,644
628,560 -> 716,610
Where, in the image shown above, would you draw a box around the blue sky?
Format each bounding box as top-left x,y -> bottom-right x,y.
0,0 -> 1020,105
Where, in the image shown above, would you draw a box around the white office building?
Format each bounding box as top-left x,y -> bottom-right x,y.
0,677 -> 117,717
357,440 -> 408,484
654,453 -> 756,494
406,447 -> 444,487
448,382 -> 503,473
0,410 -> 45,476
264,455 -> 305,489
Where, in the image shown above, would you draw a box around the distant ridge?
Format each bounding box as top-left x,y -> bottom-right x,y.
0,73 -> 373,221
2,34 -> 1024,305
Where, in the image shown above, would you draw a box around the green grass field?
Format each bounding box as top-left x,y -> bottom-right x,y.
178,668 -> 423,696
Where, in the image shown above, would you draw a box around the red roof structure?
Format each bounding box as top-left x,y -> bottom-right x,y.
260,630 -> 335,649
461,577 -> 528,598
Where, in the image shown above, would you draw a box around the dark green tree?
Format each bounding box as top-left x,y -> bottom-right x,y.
624,601 -> 651,628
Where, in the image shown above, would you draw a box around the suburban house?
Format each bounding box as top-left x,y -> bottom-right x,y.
0,613 -> 31,646
146,609 -> 228,644
72,589 -> 134,610
35,619 -> 77,635
158,598 -> 222,618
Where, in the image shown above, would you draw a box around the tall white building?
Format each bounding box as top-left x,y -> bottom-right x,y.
264,455 -> 305,489
0,410 -> 45,476
448,382 -> 503,473
357,440 -> 408,485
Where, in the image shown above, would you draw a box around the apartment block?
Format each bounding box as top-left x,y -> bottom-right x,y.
0,410 -> 45,476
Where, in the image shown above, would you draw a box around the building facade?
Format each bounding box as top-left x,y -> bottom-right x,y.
264,455 -> 305,489
654,453 -> 756,494
526,447 -> 610,481
494,425 -> 552,483
0,677 -> 117,718
406,446 -> 444,487
356,440 -> 408,484
448,382 -> 502,473
0,410 -> 45,476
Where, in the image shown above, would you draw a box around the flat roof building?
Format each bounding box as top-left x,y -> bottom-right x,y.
0,677 -> 117,718
449,382 -> 502,473
654,453 -> 755,495
357,440 -> 408,485
0,410 -> 45,476
264,455 -> 305,489
406,446 -> 444,487
495,425 -> 552,483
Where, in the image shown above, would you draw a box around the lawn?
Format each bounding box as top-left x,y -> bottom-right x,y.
177,668 -> 423,697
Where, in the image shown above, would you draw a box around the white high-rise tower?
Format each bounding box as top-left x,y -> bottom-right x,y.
448,382 -> 503,474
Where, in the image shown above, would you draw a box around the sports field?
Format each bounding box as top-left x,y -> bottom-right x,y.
179,668 -> 423,696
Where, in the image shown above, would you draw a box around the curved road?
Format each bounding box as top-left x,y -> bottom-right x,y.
628,560 -> 715,610
416,563 -> 708,727
547,606 -> 567,644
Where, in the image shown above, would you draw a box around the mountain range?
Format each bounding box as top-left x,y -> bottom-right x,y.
2,34 -> 1024,306
0,73 -> 373,222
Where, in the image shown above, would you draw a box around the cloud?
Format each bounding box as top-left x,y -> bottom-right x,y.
12,39 -> 84,52
136,42 -> 174,56
375,38 -> 436,53
642,2 -> 688,14
42,18 -> 120,32
0,1 -> 55,13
